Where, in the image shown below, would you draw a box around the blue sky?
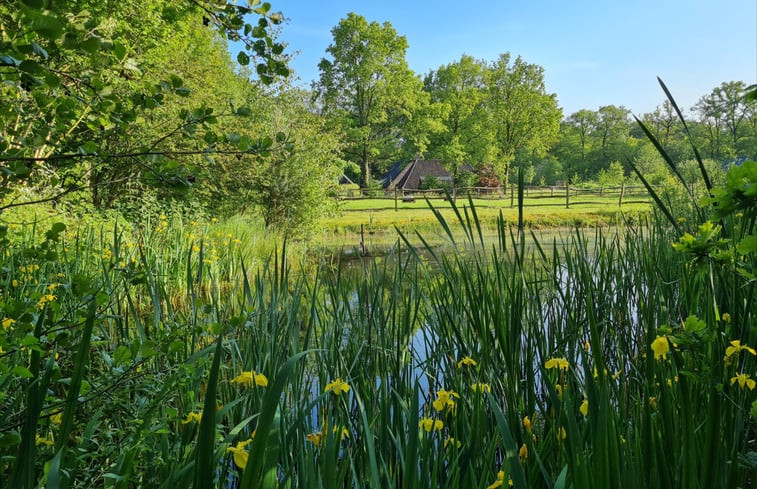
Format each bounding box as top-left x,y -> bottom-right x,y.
269,0 -> 756,117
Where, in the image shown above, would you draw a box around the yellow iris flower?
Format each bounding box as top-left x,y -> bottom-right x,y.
432,389 -> 460,413
231,371 -> 269,388
730,372 -> 756,391
457,356 -> 477,368
725,340 -> 756,359
181,411 -> 202,424
651,336 -> 669,360
419,417 -> 443,432
324,378 -> 350,396
544,357 -> 569,371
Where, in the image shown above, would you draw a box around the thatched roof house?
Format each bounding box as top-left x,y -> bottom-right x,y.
381,159 -> 474,190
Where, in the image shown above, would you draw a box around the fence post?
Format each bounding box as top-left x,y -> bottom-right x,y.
565,182 -> 570,209
394,187 -> 398,212
618,183 -> 625,208
510,184 -> 515,208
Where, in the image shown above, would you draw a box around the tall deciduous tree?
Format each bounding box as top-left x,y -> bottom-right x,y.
315,13 -> 426,186
424,55 -> 495,191
566,109 -> 598,165
485,53 -> 561,185
594,105 -> 631,162
693,81 -> 755,159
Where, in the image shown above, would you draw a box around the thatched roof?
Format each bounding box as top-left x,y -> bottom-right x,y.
381,159 -> 474,190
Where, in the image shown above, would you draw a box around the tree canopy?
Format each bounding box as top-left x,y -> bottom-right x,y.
314,13 -> 428,186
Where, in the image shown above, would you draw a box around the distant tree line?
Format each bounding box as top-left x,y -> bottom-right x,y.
314,14 -> 756,193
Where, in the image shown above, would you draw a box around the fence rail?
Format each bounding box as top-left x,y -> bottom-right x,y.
335,184 -> 654,210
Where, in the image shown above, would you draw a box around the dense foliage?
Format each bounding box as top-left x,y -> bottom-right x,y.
1,2 -> 757,488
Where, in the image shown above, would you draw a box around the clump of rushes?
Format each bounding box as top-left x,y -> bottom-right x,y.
1,94 -> 756,487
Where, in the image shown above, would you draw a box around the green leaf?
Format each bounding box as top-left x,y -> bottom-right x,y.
79,36 -> 101,54
683,314 -> 707,333
193,334 -> 224,488
21,0 -> 45,8
0,54 -> 20,66
79,141 -> 99,154
737,234 -> 757,255
235,107 -> 251,117
237,51 -> 250,65
31,41 -> 48,59
32,15 -> 63,40
0,431 -> 22,449
12,366 -> 34,379
113,42 -> 127,61
19,60 -> 44,75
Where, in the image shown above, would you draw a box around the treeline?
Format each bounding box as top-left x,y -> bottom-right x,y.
1,2 -> 755,236
314,14 -> 756,191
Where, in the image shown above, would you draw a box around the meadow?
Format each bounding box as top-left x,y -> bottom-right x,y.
1,168 -> 756,488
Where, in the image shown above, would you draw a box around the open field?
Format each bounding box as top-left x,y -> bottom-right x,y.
320,193 -> 652,236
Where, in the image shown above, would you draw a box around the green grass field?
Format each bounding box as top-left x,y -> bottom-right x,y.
321,194 -> 652,235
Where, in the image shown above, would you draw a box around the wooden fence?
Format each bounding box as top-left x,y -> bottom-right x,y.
335,184 -> 653,211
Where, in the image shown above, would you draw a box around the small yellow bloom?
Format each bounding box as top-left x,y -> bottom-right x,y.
523,416 -> 531,432
555,383 -> 564,398
50,412 -> 62,425
432,389 -> 460,413
556,426 -> 566,442
181,411 -> 202,424
37,294 -> 56,310
472,382 -> 491,394
444,436 -> 461,449
584,340 -> 590,352
35,434 -> 54,447
725,340 -> 756,359
2,317 -> 15,330
545,357 -> 569,371
730,372 -> 756,391
419,417 -> 443,432
651,336 -> 669,360
306,431 -> 323,447
722,313 -> 731,323
11,279 -> 18,287
579,399 -> 588,417
324,378 -> 350,396
519,442 -> 528,461
231,371 -> 269,388
486,470 -> 506,489
648,397 -> 657,409
457,356 -> 477,368
226,437 -> 253,469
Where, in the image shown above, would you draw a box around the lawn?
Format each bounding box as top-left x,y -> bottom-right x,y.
321,193 -> 652,235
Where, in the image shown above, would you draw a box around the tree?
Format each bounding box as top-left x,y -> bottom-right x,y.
566,109 -> 598,165
424,55 -> 495,194
314,13 -> 427,186
594,105 -> 632,162
246,89 -> 343,238
693,81 -> 756,159
485,53 -> 561,185
0,0 -> 289,212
